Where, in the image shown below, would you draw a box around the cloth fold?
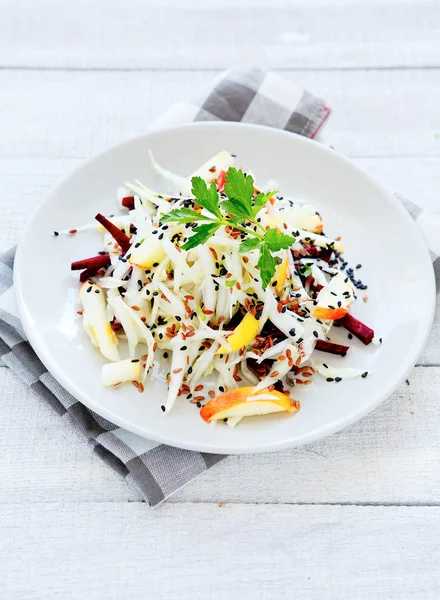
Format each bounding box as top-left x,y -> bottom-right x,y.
0,68 -> 436,506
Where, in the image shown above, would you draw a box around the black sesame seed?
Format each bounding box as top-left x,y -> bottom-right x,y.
323,363 -> 328,368
219,386 -> 225,392
337,301 -> 342,307
159,333 -> 163,340
53,231 -> 59,236
348,333 -> 353,339
94,289 -> 100,294
328,305 -> 335,310
158,233 -> 164,240
153,262 -> 159,267
152,230 -> 158,235
199,346 -> 205,352
86,286 -> 92,293
361,371 -> 368,378
356,264 -> 362,269
223,418 -> 228,423
335,376 -> 342,382
176,316 -> 182,321
326,377 -> 334,382
153,291 -> 158,296
379,337 -> 383,344
163,352 -> 168,359
187,366 -> 193,374
187,393 -> 192,399
272,281 -> 278,287
297,337 -> 303,344
161,405 -> 166,412
162,225 -> 168,230
131,359 -> 140,363
134,242 -> 140,248
330,291 -> 337,296
313,330 -> 318,338
196,402 -> 202,408
289,328 -> 296,337
180,345 -> 187,351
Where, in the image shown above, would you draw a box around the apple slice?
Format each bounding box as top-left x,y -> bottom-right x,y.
79,281 -> 119,361
128,236 -> 166,269
190,151 -> 235,184
312,272 -> 354,321
216,312 -> 259,355
268,204 -> 323,234
274,254 -> 289,295
200,386 -> 299,422
101,358 -> 141,387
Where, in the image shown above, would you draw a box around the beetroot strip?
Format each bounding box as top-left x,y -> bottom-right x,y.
340,313 -> 374,345
95,213 -> 131,253
71,254 -> 111,271
121,196 -> 135,210
79,266 -> 101,282
315,340 -> 350,357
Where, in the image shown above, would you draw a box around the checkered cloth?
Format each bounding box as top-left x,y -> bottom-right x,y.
0,68 -> 437,506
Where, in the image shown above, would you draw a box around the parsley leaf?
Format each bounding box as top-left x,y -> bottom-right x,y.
182,223 -> 221,250
191,177 -> 222,218
258,243 -> 277,290
221,168 -> 255,220
160,208 -> 212,225
263,229 -> 295,252
220,198 -> 254,221
298,263 -> 312,277
252,191 -> 277,217
239,237 -> 261,253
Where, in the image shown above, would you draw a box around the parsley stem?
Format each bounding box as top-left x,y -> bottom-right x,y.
254,220 -> 268,234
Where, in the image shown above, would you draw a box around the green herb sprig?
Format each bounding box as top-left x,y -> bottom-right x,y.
160,167 -> 295,288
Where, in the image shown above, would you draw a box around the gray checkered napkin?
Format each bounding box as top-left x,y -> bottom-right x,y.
0,68 -> 437,507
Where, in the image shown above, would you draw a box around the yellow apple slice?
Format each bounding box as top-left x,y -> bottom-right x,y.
312,272 -> 354,320
200,386 -> 299,422
79,282 -> 119,362
216,312 -> 259,355
128,236 -> 166,269
274,255 -> 289,295
101,358 -> 141,387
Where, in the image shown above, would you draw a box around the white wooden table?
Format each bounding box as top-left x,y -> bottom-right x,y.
1,1 -> 440,597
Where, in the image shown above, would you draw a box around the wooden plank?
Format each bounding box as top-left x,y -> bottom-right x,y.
1,0 -> 439,69
1,366 -> 439,505
1,69 -> 439,160
2,502 -> 440,599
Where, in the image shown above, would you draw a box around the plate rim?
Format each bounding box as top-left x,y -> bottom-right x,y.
14,121 -> 436,454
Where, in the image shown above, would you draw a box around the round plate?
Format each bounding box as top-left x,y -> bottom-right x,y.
14,122 -> 435,454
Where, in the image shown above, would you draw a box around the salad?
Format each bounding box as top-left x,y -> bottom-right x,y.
58,151 -> 380,428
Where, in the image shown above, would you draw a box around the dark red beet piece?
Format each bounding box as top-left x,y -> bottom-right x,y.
121,196 -> 135,210
95,213 -> 131,253
79,267 -> 101,282
300,245 -> 333,263
315,340 -> 350,357
71,254 -> 111,271
340,313 -> 374,345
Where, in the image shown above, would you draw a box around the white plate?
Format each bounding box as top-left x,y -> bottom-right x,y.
14,122 -> 435,454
